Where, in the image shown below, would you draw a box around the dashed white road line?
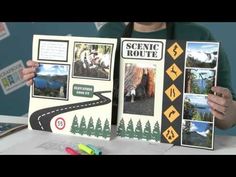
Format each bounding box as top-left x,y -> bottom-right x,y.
36,96 -> 108,131
38,116 -> 44,130
37,115 -> 41,121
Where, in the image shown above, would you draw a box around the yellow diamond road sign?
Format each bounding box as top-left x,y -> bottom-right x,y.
164,105 -> 180,123
165,84 -> 181,102
162,126 -> 179,143
166,63 -> 182,81
167,42 -> 183,60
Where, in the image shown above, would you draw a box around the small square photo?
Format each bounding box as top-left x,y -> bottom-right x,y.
33,63 -> 70,100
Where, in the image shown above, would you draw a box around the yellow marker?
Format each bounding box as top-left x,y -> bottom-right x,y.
78,144 -> 95,155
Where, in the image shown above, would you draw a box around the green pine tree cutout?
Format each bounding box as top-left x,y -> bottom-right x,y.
143,121 -> 152,140
117,118 -> 126,137
126,119 -> 134,138
102,119 -> 111,139
134,120 -> 143,139
70,115 -> 79,134
95,118 -> 102,137
79,116 -> 87,135
152,121 -> 161,141
87,117 -> 95,136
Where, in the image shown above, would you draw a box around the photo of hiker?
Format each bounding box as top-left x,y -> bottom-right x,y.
186,42 -> 219,68
73,43 -> 113,80
123,63 -> 156,116
33,63 -> 69,100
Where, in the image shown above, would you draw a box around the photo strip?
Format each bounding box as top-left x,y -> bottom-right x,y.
181,41 -> 219,150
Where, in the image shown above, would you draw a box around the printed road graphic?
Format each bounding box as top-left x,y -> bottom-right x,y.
29,91 -> 111,132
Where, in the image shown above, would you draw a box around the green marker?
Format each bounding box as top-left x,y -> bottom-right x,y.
87,144 -> 102,155
78,144 -> 95,155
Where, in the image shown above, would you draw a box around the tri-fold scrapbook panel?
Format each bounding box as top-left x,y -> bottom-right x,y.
28,35 -> 219,150
117,38 -> 219,150
28,35 -> 117,140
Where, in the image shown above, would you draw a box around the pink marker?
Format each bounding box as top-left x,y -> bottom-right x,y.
65,147 -> 80,155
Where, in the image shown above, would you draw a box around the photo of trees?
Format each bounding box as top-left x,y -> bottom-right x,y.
184,95 -> 213,122
185,69 -> 215,94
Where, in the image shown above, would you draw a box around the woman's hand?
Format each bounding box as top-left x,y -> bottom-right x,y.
21,60 -> 39,86
208,86 -> 236,129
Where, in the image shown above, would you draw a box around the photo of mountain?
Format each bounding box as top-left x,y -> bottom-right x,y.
33,63 -> 69,100
182,120 -> 213,149
186,42 -> 219,68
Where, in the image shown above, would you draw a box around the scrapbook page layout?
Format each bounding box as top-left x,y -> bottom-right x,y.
28,35 -> 117,140
117,38 -> 219,150
0,122 -> 27,138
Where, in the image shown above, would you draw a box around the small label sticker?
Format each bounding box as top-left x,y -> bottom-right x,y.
73,84 -> 94,97
0,60 -> 25,95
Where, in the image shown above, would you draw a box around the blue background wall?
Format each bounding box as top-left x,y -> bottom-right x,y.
0,22 -> 235,135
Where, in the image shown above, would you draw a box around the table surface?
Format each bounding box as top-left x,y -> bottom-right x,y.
1,115 -> 236,155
